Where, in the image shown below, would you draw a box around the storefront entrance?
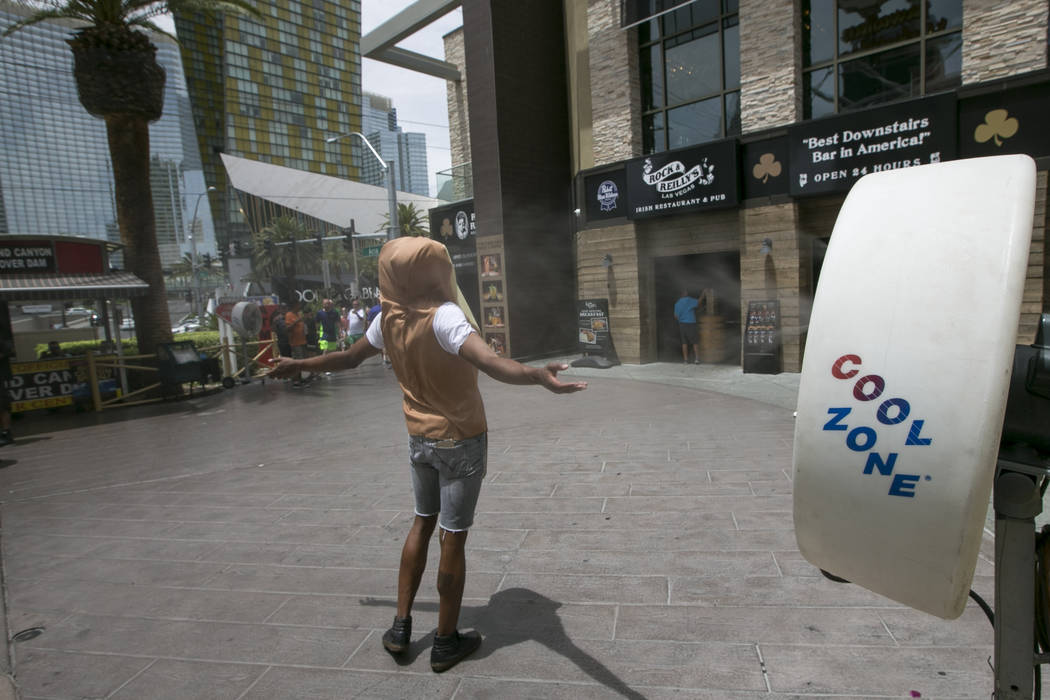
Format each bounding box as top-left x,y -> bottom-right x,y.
655,252 -> 741,364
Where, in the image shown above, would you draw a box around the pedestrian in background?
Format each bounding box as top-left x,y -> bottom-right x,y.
338,304 -> 350,349
39,340 -> 68,359
346,298 -> 367,346
284,301 -> 308,387
674,289 -> 702,364
271,237 -> 587,673
315,298 -> 342,361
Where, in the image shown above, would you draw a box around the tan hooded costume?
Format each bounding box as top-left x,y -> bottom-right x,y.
379,237 -> 487,441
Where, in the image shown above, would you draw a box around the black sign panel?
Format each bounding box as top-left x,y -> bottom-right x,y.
742,135 -> 791,199
576,298 -> 612,355
625,139 -> 739,219
584,169 -> 627,222
789,94 -> 957,197
0,240 -> 55,273
428,200 -> 478,274
958,79 -> 1050,160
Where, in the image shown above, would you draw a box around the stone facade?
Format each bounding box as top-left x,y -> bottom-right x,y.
587,0 -> 641,166
962,0 -> 1049,84
739,0 -> 804,370
577,224 -> 644,362
443,28 -> 471,172
739,0 -> 801,131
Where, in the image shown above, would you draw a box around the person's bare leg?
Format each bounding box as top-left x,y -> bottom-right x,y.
397,514 -> 437,619
436,528 -> 468,636
693,343 -> 701,363
681,343 -> 688,363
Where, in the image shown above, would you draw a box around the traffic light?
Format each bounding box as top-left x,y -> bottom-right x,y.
344,219 -> 356,252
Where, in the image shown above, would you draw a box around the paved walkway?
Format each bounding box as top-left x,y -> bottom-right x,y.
0,359 -> 996,698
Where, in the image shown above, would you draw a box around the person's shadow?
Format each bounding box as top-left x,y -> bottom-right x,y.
362,587 -> 646,699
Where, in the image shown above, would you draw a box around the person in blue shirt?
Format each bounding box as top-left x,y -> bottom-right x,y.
315,299 -> 342,356
673,289 -> 702,364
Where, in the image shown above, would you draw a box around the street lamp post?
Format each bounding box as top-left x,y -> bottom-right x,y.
187,186 -> 216,319
325,132 -> 399,241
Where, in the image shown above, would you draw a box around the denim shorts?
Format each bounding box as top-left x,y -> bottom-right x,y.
409,432 -> 487,532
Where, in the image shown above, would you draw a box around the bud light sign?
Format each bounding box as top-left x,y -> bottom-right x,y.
822,353 -> 933,498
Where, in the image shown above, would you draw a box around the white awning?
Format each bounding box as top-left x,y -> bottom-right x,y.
220,153 -> 441,235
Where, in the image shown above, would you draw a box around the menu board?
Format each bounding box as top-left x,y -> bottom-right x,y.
743,300 -> 781,374
576,298 -> 613,355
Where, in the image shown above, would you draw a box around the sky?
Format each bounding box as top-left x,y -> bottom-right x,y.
158,1 -> 464,197
360,1 -> 463,197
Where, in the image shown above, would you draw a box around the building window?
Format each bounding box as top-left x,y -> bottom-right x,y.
638,0 -> 740,154
802,0 -> 961,119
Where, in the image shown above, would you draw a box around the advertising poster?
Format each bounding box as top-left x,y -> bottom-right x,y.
486,332 -> 506,357
480,253 -> 502,277
789,94 -> 957,197
625,139 -> 739,219
481,280 -> 504,303
484,305 -> 505,328
6,359 -> 78,411
576,299 -> 613,356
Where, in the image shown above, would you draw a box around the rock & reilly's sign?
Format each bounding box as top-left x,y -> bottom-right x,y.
790,94 -> 957,197
625,139 -> 738,219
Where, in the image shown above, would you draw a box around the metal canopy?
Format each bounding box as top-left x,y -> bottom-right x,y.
0,271 -> 150,300
361,0 -> 462,82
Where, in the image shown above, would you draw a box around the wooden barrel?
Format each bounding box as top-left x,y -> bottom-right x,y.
698,315 -> 725,363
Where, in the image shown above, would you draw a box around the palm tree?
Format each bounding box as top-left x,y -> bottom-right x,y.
2,0 -> 254,357
377,202 -> 430,238
320,231 -> 355,279
251,215 -> 320,301
169,253 -> 195,277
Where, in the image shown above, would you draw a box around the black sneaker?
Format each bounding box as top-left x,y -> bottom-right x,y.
0,430 -> 12,447
430,629 -> 481,672
382,615 -> 411,655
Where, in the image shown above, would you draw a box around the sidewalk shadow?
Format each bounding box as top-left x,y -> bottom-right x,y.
363,587 -> 646,699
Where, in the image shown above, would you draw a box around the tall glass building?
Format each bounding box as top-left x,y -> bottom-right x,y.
0,1 -> 217,267
361,92 -> 431,197
174,1 -> 364,252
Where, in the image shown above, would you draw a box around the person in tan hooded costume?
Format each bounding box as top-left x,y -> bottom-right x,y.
273,237 -> 587,672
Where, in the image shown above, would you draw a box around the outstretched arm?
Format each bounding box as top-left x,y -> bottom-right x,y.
270,335 -> 381,377
457,333 -> 587,394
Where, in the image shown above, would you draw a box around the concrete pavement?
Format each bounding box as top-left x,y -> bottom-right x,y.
0,358 -> 997,698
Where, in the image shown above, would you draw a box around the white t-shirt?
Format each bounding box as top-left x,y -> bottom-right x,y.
366,302 -> 475,355
347,308 -> 367,335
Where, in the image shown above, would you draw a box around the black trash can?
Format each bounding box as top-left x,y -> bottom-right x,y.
1002,312 -> 1050,455
156,341 -> 206,395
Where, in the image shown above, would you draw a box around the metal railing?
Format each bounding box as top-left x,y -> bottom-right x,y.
82,338 -> 277,412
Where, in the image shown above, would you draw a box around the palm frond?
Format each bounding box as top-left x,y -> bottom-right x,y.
126,16 -> 176,41
1,7 -> 87,37
166,0 -> 259,17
